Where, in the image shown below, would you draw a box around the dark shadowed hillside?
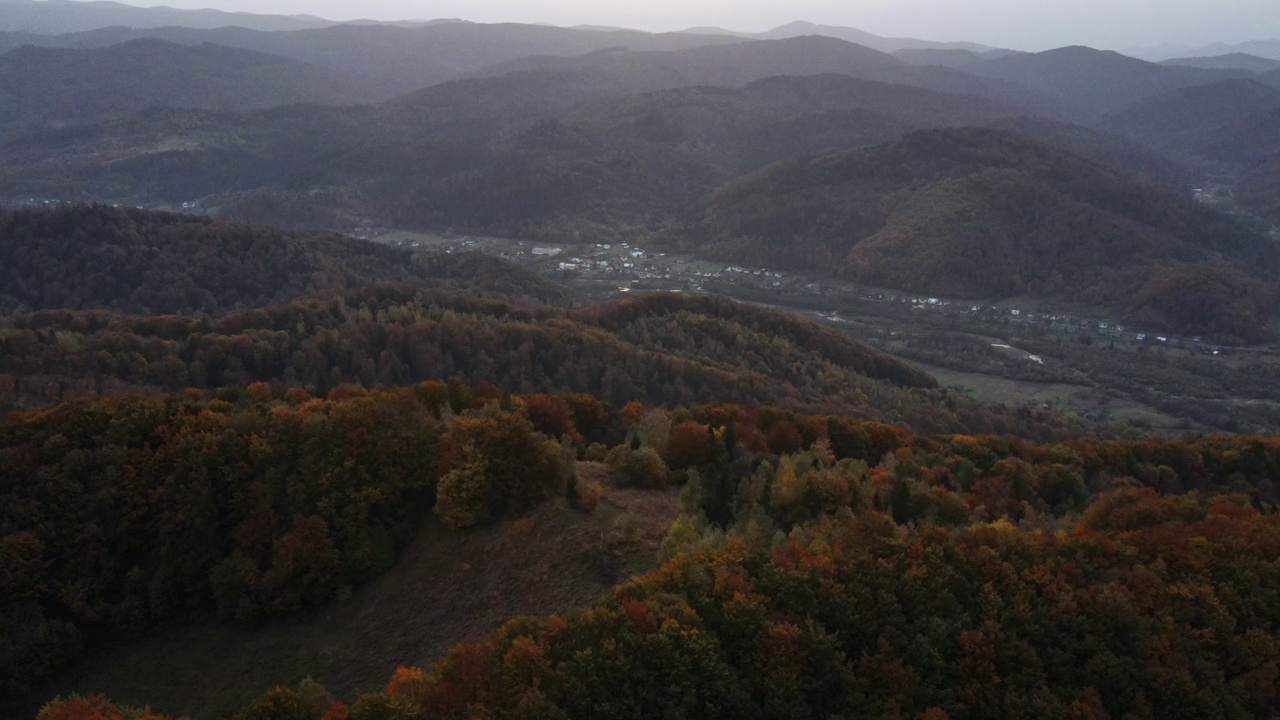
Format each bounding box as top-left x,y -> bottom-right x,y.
0,204 -> 569,314
1101,79 -> 1280,155
0,38 -> 372,133
1241,159 -> 1280,225
0,284 -> 1072,436
699,128 -> 1278,341
1192,105 -> 1280,165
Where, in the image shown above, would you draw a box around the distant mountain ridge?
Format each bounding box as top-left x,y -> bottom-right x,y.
0,0 -> 336,33
476,36 -> 1067,116
0,37 -> 372,132
1161,53 -> 1280,73
0,21 -> 748,100
1101,79 -> 1280,156
961,46 -> 1256,115
677,20 -> 1003,54
1130,39 -> 1280,63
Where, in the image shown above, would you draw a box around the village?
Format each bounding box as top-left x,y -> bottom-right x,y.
370,227 -> 1239,357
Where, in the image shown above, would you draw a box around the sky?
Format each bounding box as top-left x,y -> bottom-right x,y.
96,0 -> 1278,51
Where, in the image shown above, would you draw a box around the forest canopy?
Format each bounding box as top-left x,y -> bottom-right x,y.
14,384 -> 1280,719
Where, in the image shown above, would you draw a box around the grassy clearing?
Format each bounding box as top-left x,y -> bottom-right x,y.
924,365 -> 1187,431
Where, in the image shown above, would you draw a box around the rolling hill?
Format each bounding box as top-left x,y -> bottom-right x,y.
0,206 -> 1080,437
698,127 -> 1278,342
0,38 -> 372,134
0,204 -> 569,314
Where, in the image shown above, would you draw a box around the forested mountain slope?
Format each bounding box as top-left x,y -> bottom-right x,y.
1,285 -> 1061,436
1101,79 -> 1280,154
986,115 -> 1194,190
699,127 -> 1278,342
0,205 -> 568,314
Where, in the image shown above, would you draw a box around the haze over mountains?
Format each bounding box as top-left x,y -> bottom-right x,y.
1,0 -> 1279,341
0,0 -> 337,33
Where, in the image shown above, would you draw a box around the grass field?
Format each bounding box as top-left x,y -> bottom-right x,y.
923,364 -> 1189,431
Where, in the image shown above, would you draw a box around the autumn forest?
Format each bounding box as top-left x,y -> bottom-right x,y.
5,4 -> 1280,719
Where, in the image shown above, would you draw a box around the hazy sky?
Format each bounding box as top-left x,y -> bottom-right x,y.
104,0 -> 1277,50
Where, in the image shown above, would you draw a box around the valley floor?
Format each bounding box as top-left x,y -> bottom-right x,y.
369,229 -> 1280,436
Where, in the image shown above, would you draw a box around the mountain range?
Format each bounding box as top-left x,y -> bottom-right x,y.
0,0 -> 335,33
676,20 -> 1003,54
0,15 -> 1278,342
0,38 -> 372,134
1129,38 -> 1280,62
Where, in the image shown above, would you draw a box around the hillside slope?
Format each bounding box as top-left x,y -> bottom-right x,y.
0,286 -> 977,427
0,204 -> 569,314
17,476 -> 682,720
37,414 -> 1280,720
1242,159 -> 1280,225
1101,79 -> 1280,154
699,128 -> 1278,342
987,115 -> 1193,190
